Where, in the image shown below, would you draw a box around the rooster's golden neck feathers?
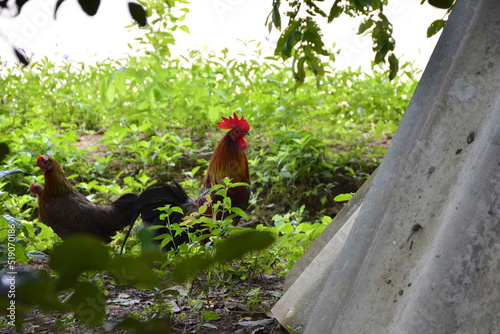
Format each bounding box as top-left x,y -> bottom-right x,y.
204,115 -> 250,189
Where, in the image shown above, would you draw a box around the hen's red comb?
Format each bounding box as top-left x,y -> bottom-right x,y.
36,156 -> 49,164
217,113 -> 250,132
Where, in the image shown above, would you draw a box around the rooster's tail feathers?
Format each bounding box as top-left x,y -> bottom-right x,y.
120,181 -> 194,254
134,181 -> 194,221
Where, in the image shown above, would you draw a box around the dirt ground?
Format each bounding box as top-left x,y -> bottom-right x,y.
0,133 -> 288,332
1,269 -> 288,334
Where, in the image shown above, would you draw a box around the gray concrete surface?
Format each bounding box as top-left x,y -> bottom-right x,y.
272,0 -> 500,332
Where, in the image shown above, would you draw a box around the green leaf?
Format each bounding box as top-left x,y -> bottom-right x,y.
214,230 -> 275,263
54,0 -> 66,19
105,81 -> 116,103
428,0 -> 454,9
303,18 -> 328,56
67,281 -> 105,326
371,0 -> 383,10
112,70 -> 127,95
334,193 -> 353,202
162,289 -> 181,297
14,49 -> 29,66
2,214 -> 23,228
296,222 -> 312,233
198,205 -> 208,215
202,310 -> 219,321
108,253 -> 161,287
272,0 -> 281,30
137,227 -> 158,253
158,234 -> 173,249
374,39 -> 394,64
0,142 -> 9,164
173,253 -> 214,282
207,105 -> 222,123
15,271 -> 64,312
78,0 -> 100,16
128,2 -> 147,27
292,56 -> 306,83
215,188 -> 227,197
171,206 -> 184,215
211,88 -> 228,101
14,0 -> 30,15
14,242 -> 30,264
352,0 -> 369,10
305,0 -> 326,17
229,207 -> 247,219
388,53 -> 399,80
321,216 -> 333,224
210,184 -> 225,192
26,250 -> 49,260
305,52 -> 324,76
276,20 -> 302,59
49,236 -> 110,288
358,19 -> 374,34
327,0 -> 342,22
427,19 -> 446,37
0,168 -> 24,178
2,215 -> 30,244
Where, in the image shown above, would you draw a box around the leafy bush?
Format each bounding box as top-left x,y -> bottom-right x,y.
0,43 -> 418,331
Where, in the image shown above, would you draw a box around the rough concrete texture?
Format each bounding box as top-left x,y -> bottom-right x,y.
272,0 -> 500,332
282,168 -> 376,292
272,167 -> 376,332
273,205 -> 361,331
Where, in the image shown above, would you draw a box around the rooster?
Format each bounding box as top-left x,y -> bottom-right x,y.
128,113 -> 251,250
34,156 -> 138,243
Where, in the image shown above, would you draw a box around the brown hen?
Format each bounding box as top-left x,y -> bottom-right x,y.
34,156 -> 138,243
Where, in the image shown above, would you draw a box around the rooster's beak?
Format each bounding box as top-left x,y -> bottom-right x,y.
244,132 -> 250,136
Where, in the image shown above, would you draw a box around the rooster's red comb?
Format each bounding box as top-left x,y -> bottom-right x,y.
217,113 -> 250,132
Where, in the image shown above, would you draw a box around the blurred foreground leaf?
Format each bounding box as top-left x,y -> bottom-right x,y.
173,230 -> 275,282
50,236 -> 110,288
214,230 -> 275,263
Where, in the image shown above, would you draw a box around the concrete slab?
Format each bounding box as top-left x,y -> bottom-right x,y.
273,0 -> 500,332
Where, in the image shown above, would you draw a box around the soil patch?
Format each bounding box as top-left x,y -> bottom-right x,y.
2,268 -> 287,334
